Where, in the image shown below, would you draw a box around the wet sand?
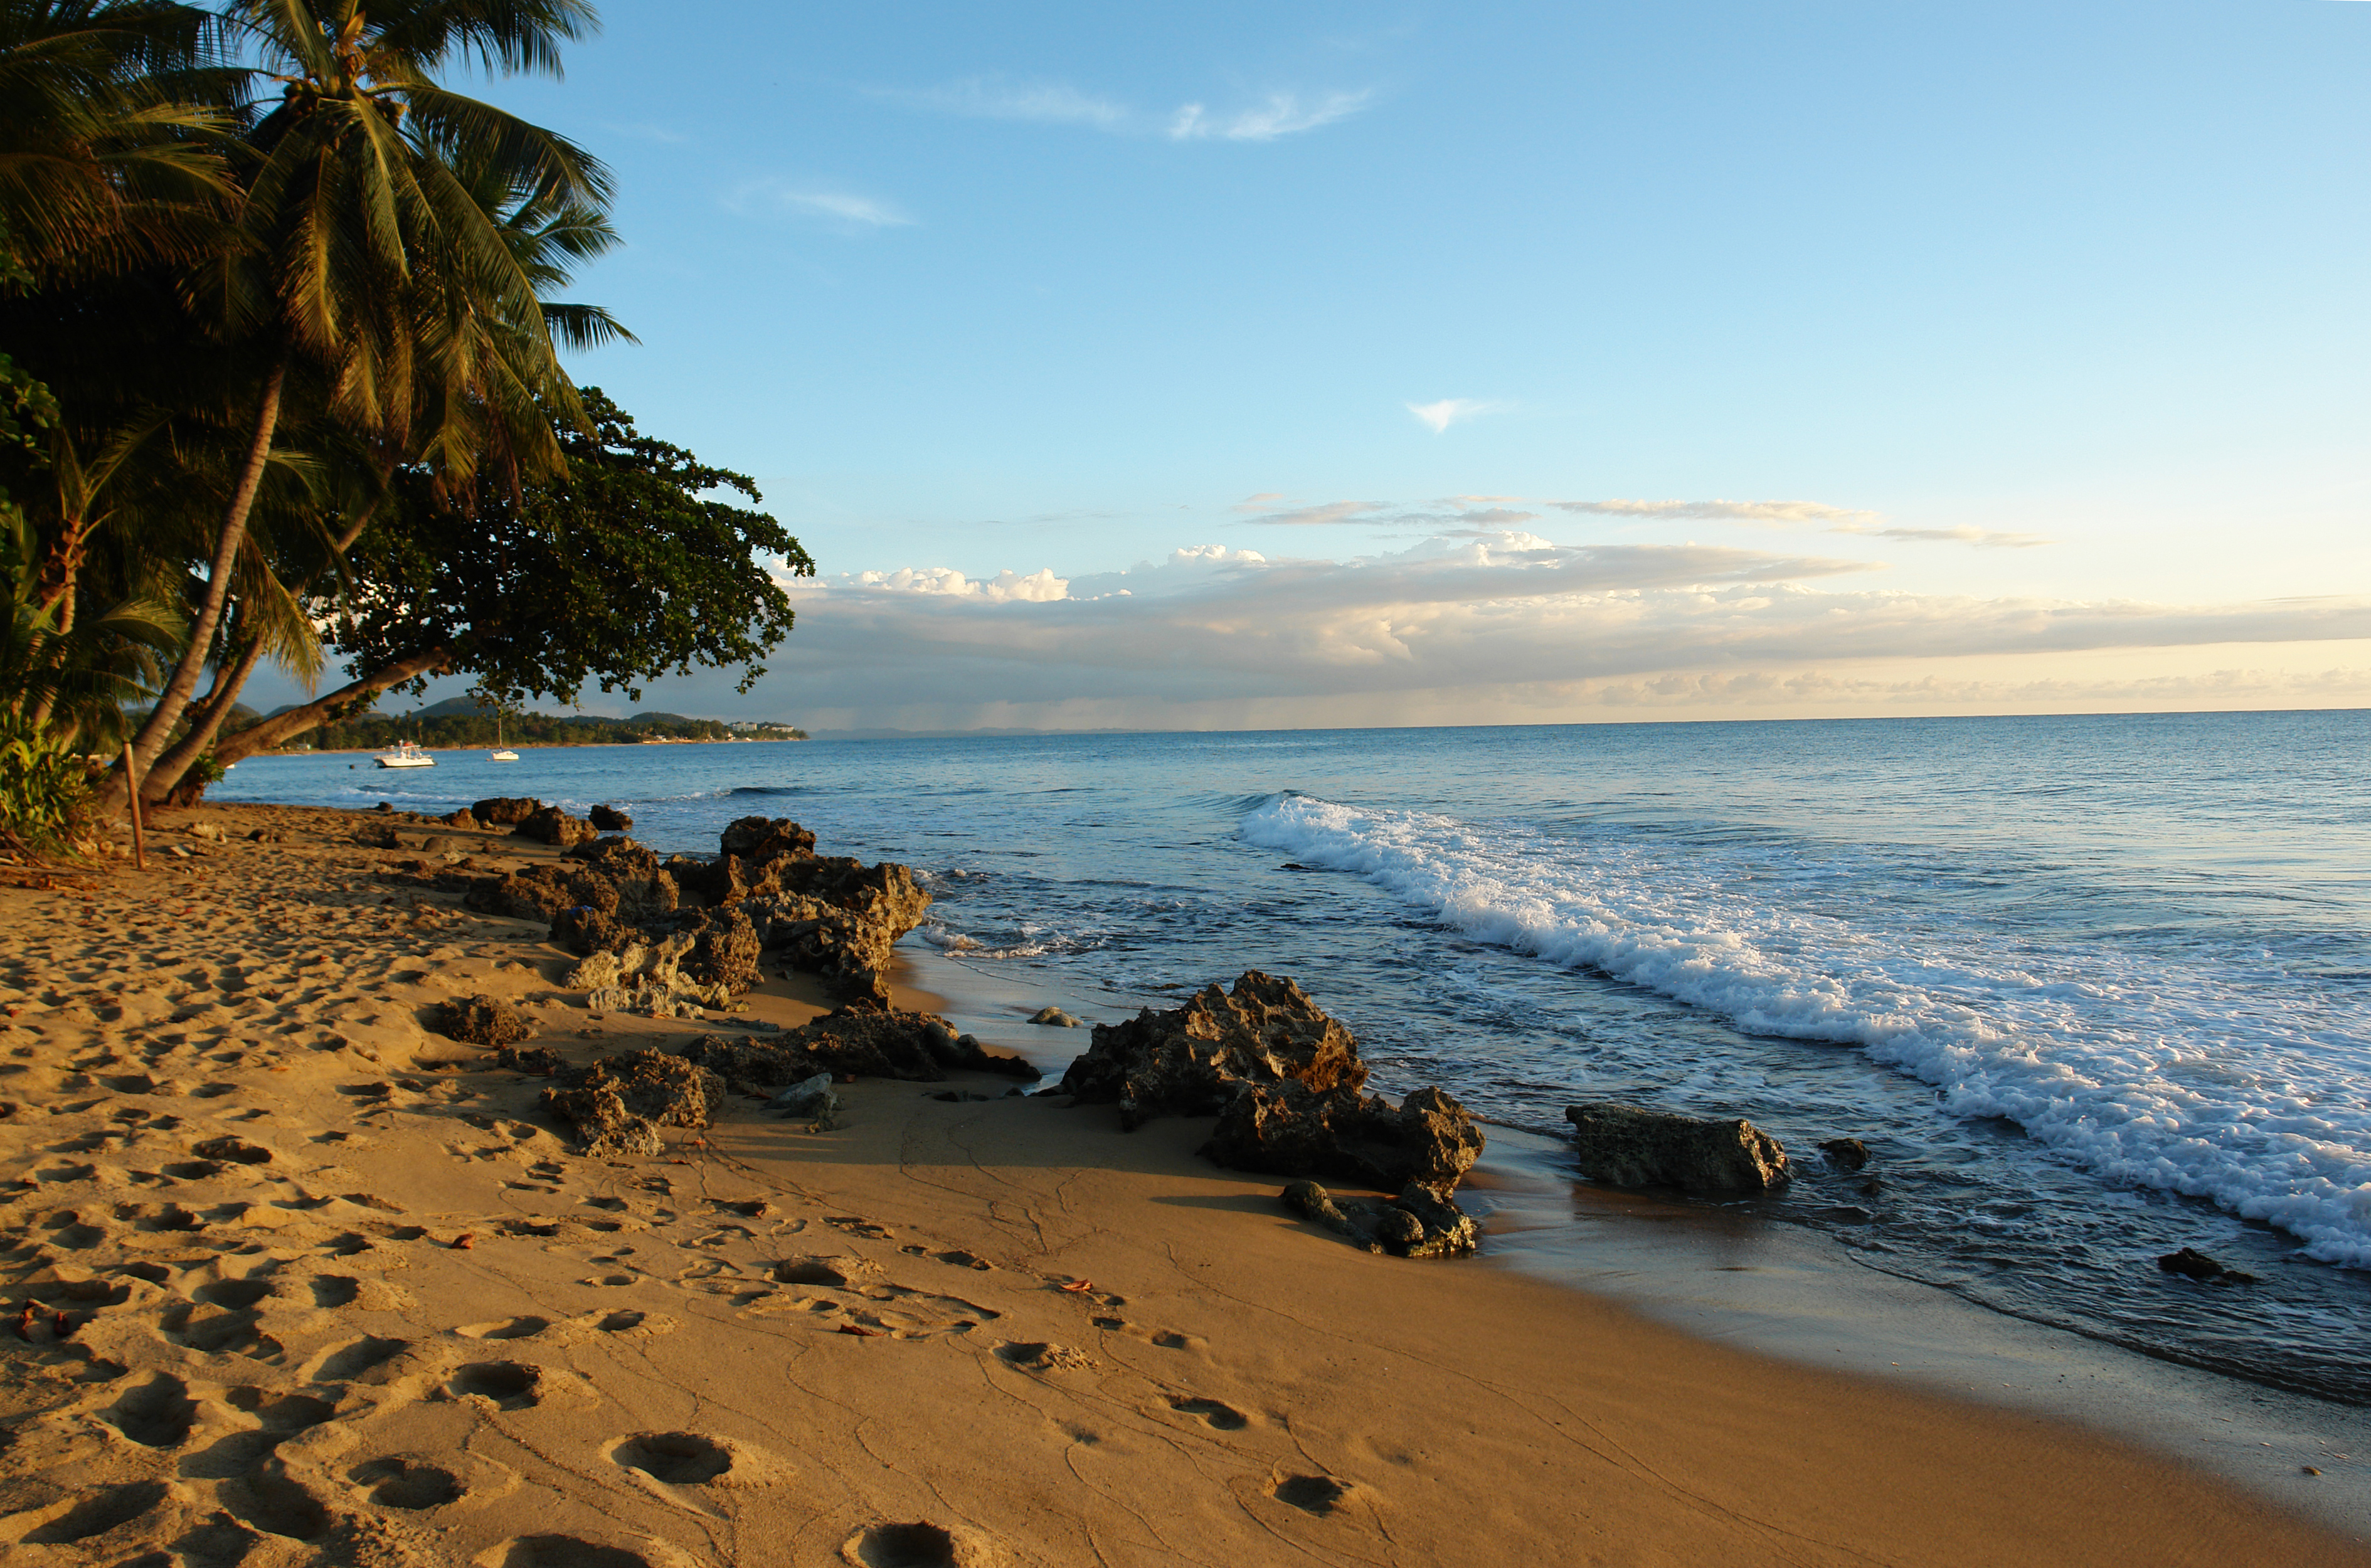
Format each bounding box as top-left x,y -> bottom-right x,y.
0,802 -> 2362,1565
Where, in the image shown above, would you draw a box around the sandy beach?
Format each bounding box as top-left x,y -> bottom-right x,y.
1,803 -> 2363,1567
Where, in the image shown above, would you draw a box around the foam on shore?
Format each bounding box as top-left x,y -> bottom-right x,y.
1241,792 -> 2371,1268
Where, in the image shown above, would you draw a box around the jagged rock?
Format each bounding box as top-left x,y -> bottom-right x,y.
514,805 -> 597,848
2158,1247 -> 2257,1284
353,823 -> 405,849
1280,1179 -> 1477,1258
662,854 -> 713,909
464,862 -> 619,923
551,905 -> 631,958
1202,1080 -> 1483,1191
720,816 -> 817,859
1057,971 -> 1367,1127
1820,1137 -> 1871,1172
539,1084 -> 659,1157
496,1045 -> 566,1076
564,837 -> 678,922
1030,1007 -> 1083,1027
471,797 -> 543,826
538,1049 -> 724,1157
1283,1178 -> 1362,1239
439,808 -> 481,829
589,803 -> 634,832
684,1013 -> 1039,1091
682,904 -> 761,995
1389,1181 -> 1479,1257
1564,1102 -> 1791,1194
438,995 -> 532,1047
566,951 -> 623,991
745,858 -> 933,1009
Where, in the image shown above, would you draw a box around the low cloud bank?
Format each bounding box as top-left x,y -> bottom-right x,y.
700,531 -> 2371,731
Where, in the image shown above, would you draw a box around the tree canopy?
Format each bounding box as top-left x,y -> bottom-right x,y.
0,1 -> 815,849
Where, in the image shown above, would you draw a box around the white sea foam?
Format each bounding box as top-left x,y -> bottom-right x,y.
1241,794 -> 2371,1268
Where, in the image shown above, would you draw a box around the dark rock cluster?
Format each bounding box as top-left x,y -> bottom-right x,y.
1284,1178 -> 1478,1258
1057,970 -> 1368,1127
684,1014 -> 1040,1091
1564,1101 -> 1792,1194
1056,972 -> 1485,1258
436,995 -> 533,1048
537,1050 -> 726,1158
460,815 -> 933,1016
2158,1246 -> 2257,1284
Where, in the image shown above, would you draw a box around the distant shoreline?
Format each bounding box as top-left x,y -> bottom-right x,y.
262,736 -> 804,756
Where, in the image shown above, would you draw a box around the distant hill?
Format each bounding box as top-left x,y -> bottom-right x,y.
241,701 -> 805,750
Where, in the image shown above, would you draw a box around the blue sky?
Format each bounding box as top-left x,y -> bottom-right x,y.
336,1 -> 2371,729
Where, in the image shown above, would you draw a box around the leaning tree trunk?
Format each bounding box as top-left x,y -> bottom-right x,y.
143,633 -> 272,802
100,362 -> 287,814
139,495 -> 390,804
206,642 -> 456,768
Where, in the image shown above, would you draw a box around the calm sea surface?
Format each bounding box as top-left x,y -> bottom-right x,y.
215,711 -> 2371,1402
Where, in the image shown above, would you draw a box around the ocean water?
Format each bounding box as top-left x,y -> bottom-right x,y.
216,712 -> 2371,1403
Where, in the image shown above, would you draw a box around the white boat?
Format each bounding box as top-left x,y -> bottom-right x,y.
489,713 -> 519,762
373,740 -> 435,769
490,749 -> 520,763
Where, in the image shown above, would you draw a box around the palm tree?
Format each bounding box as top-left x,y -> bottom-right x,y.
135,113 -> 633,802
109,0 -> 609,807
0,0 -> 235,285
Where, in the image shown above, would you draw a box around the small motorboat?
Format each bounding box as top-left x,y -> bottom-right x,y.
373,740 -> 435,769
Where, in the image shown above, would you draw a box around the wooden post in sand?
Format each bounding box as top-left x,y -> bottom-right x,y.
121,741 -> 146,871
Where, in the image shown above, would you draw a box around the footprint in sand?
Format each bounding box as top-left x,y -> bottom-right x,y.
349,1454 -> 464,1510
104,1372 -> 198,1447
447,1361 -> 542,1410
1270,1473 -> 1350,1516
611,1431 -> 734,1485
6,1479 -> 173,1547
1168,1396 -> 1250,1431
842,1520 -> 1003,1567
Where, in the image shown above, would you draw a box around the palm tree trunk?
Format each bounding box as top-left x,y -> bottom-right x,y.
207,642 -> 454,767
100,361 -> 285,812
138,494 -> 387,803
142,632 -> 270,800
32,516 -> 89,634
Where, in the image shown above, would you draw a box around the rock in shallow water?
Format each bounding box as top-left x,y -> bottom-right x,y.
1819,1136 -> 1871,1171
1564,1101 -> 1791,1194
2158,1246 -> 2257,1284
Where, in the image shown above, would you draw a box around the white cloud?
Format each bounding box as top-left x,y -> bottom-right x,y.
1548,497 -> 2050,548
849,566 -> 1069,603
1408,398 -> 1499,434
722,531 -> 2371,731
869,77 -> 1126,129
1170,90 -> 1373,141
1831,524 -> 2050,549
1549,497 -> 1874,524
728,180 -> 913,230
